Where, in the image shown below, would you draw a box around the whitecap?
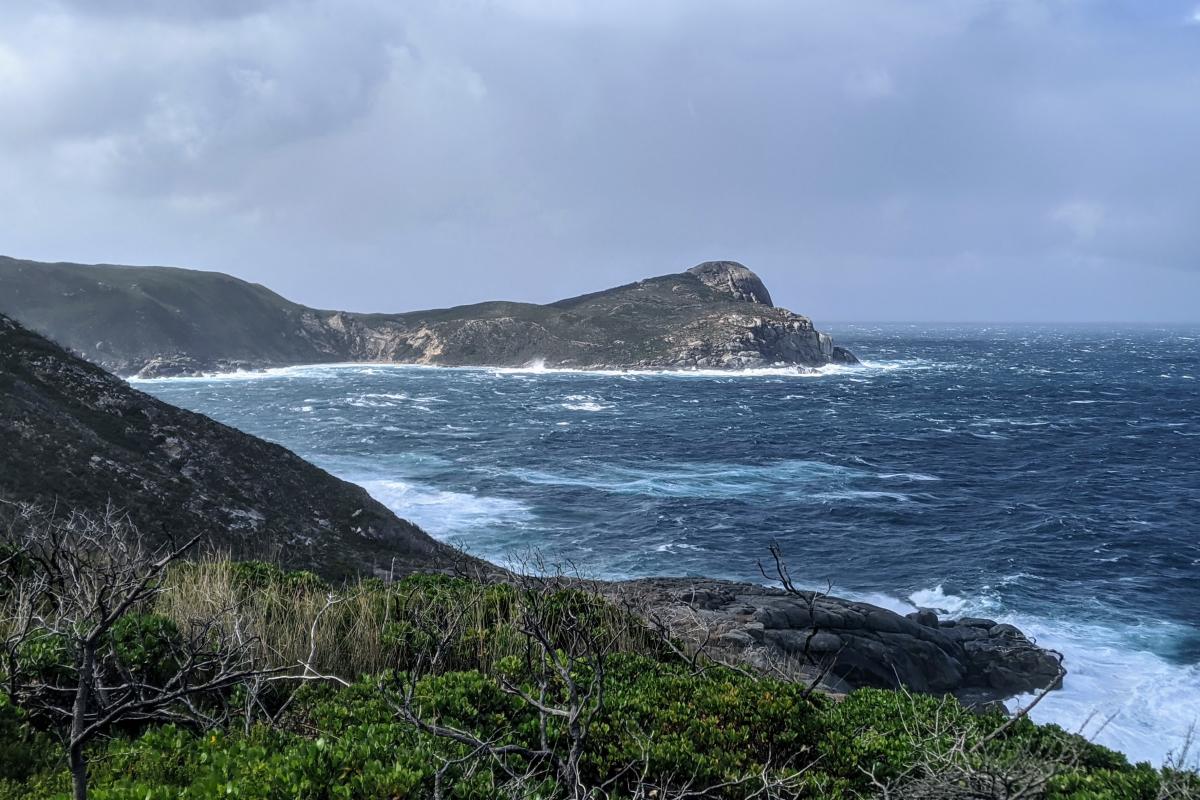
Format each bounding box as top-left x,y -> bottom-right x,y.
653,541 -> 708,553
354,478 -> 533,536
562,402 -> 610,411
907,585 -> 975,615
133,357 -> 942,385
811,490 -> 910,502
502,459 -> 869,500
1009,619 -> 1200,766
558,395 -> 612,412
878,472 -> 941,481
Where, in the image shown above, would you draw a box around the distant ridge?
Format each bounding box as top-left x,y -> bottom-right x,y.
0,255 -> 856,377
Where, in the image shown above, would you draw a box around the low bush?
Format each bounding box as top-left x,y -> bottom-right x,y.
2,559 -> 1196,798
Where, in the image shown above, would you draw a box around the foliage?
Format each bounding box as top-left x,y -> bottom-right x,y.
108,613 -> 183,685
1,560 -> 1196,799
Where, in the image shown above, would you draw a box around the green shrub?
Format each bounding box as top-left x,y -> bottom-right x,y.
0,694 -> 52,782
13,630 -> 74,684
2,560 -> 1196,799
1046,765 -> 1165,800
109,613 -> 182,684
229,560 -> 328,593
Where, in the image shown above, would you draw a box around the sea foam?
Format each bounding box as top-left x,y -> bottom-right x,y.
896,585 -> 1200,765
355,478 -> 532,537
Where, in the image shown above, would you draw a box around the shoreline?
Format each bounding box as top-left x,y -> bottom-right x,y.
125,357 -> 922,383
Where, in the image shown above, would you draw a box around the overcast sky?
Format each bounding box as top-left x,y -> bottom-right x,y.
1,1 -> 1198,322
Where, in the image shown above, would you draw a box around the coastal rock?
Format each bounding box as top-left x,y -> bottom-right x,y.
909,608 -> 941,628
134,355 -> 260,379
613,578 -> 1064,706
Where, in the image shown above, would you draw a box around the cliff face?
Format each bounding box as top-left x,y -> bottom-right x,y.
0,313 -> 462,578
0,256 -> 857,376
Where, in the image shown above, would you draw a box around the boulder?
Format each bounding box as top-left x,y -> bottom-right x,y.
909,608 -> 941,628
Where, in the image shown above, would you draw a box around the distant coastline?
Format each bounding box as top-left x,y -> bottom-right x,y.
0,255 -> 857,378
126,357 -> 888,383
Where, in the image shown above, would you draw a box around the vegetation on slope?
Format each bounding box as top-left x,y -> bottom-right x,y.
1,508 -> 1195,800
0,313 -> 456,577
0,256 -> 328,371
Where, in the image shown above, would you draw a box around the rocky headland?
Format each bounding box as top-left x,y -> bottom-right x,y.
0,256 -> 857,377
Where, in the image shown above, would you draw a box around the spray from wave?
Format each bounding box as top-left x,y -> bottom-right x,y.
892,584 -> 1200,765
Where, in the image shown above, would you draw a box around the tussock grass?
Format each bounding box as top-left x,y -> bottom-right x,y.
153,558 -> 657,682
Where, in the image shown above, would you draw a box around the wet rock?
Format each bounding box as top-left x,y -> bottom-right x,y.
909,608 -> 941,628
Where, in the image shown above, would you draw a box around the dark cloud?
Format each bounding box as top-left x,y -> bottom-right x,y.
1,0 -> 1197,321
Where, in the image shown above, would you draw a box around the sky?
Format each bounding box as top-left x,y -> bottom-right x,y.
1,0 -> 1198,322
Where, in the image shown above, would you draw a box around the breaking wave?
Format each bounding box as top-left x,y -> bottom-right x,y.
355,478 -> 533,537
892,584 -> 1200,765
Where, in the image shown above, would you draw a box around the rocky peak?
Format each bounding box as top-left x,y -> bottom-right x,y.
687,261 -> 774,307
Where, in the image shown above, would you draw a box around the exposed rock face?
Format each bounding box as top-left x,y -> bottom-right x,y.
0,255 -> 856,376
614,578 -> 1064,706
687,261 -> 775,306
0,313 -> 467,578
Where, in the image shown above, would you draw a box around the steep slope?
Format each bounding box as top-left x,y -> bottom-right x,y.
0,313 -> 462,578
0,256 -> 856,376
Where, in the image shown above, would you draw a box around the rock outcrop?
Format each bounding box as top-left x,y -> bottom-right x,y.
614,578 -> 1064,707
688,261 -> 775,306
0,313 -> 468,578
0,256 -> 856,376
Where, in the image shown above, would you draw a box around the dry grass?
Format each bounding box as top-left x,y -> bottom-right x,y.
151,558 -> 657,682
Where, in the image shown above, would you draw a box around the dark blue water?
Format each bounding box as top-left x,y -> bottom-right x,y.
135,324 -> 1200,763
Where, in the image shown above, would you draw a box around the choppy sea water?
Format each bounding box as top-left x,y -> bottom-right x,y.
134,323 -> 1200,765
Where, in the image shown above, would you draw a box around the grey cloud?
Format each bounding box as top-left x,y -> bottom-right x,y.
43,0 -> 294,21
0,0 -> 1197,321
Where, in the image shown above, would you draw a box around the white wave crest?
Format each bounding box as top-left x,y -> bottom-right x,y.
883,584 -> 1200,766
355,478 -> 532,536
131,357 -> 942,384
503,459 -> 874,500
562,401 -> 610,412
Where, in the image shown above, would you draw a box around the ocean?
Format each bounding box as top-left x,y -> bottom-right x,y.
133,323 -> 1200,765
